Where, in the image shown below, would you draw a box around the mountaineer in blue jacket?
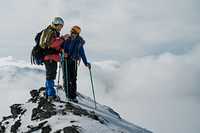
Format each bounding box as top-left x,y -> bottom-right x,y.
63,25 -> 91,102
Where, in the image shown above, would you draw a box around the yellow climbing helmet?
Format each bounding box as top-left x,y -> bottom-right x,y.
71,25 -> 81,34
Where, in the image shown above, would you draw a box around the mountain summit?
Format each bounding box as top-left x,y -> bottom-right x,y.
0,87 -> 152,133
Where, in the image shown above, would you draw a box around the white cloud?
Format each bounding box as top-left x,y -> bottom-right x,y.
78,44 -> 200,133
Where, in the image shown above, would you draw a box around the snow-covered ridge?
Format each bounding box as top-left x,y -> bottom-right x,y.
0,87 -> 152,133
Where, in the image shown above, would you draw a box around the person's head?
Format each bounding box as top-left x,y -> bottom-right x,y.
70,25 -> 81,39
52,17 -> 64,32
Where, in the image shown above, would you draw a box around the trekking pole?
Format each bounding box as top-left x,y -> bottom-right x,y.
88,66 -> 97,109
54,61 -> 62,100
57,62 -> 61,86
64,58 -> 69,100
62,51 -> 69,100
55,62 -> 60,95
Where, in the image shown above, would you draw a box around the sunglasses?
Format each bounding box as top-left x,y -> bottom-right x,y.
71,31 -> 77,34
71,29 -> 79,34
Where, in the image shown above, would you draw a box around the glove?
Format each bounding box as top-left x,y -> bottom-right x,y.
86,62 -> 91,69
64,53 -> 68,58
62,34 -> 70,40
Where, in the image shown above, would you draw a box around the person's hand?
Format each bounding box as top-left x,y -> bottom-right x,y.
77,59 -> 81,66
64,53 -> 68,58
86,62 -> 91,69
62,34 -> 70,40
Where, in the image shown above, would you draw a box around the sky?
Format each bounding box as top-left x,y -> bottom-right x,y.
0,0 -> 200,133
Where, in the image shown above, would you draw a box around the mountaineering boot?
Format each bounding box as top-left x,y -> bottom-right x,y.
70,98 -> 78,103
47,96 -> 54,102
47,96 -> 60,102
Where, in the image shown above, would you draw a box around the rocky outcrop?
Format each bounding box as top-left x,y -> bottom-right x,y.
0,88 -> 108,133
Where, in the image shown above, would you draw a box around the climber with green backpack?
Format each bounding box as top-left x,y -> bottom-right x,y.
31,17 -> 69,101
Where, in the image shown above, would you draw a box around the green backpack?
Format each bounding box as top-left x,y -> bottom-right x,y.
31,26 -> 58,65
39,26 -> 57,49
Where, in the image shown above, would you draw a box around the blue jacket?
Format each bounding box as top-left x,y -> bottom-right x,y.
63,36 -> 88,65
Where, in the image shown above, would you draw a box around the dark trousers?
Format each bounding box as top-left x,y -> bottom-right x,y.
44,61 -> 57,80
63,58 -> 77,99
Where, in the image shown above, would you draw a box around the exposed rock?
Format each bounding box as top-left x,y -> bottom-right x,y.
30,90 -> 39,98
10,120 -> 21,133
2,115 -> 12,121
108,107 -> 121,119
26,121 -> 48,133
29,87 -> 46,103
0,125 -> 5,133
38,87 -> 46,93
31,98 -> 57,121
29,94 -> 106,125
10,104 -> 25,118
29,90 -> 39,103
70,120 -> 78,123
63,125 -> 81,133
38,87 -> 46,97
65,102 -> 107,124
41,125 -> 52,133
